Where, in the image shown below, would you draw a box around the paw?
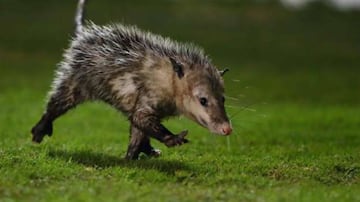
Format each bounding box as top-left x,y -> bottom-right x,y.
31,122 -> 53,143
164,130 -> 189,147
140,149 -> 161,159
149,148 -> 162,157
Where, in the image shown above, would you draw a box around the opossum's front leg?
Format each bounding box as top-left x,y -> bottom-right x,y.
161,128 -> 189,147
131,110 -> 189,147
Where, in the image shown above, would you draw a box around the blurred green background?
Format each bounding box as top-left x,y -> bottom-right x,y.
0,0 -> 359,201
1,0 -> 359,105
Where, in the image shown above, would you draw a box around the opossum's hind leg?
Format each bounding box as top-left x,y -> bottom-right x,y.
31,82 -> 83,143
138,136 -> 161,158
125,125 -> 161,160
31,113 -> 53,143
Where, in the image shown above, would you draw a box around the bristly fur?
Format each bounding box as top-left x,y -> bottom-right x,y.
32,0 -> 231,160
72,21 -> 211,67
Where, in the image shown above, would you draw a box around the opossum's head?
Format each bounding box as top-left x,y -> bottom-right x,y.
170,58 -> 232,136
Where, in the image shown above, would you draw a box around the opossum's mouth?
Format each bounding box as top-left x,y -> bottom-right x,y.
187,113 -> 206,128
195,116 -> 216,132
196,117 -> 232,136
198,117 -> 208,127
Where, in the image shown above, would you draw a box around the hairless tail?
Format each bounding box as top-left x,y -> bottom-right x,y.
75,0 -> 87,35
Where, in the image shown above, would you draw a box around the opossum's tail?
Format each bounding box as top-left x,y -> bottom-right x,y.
75,0 -> 87,35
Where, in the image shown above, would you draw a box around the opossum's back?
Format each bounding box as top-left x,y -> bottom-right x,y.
65,23 -> 150,71
68,22 -> 208,69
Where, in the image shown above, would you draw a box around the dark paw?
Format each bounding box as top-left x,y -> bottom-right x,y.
164,130 -> 189,147
31,122 -> 53,143
137,149 -> 162,160
147,148 -> 161,157
32,133 -> 44,143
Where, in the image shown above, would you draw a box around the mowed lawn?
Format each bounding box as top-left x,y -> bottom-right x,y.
0,1 -> 359,201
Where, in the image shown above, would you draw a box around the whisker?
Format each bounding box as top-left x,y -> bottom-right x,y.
225,105 -> 242,109
233,128 -> 241,137
230,119 -> 259,125
244,86 -> 254,89
226,136 -> 231,152
229,102 -> 258,119
224,95 -> 240,101
226,129 -> 240,152
229,118 -> 246,129
244,107 -> 256,112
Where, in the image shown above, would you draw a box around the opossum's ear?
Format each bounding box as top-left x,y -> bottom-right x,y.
170,57 -> 184,79
219,68 -> 229,76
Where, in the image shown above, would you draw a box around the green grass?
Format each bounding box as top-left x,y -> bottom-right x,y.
0,1 -> 359,201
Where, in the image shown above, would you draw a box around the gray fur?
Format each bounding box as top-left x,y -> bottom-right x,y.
31,0 -> 231,160
75,0 -> 87,35
51,21 -> 216,116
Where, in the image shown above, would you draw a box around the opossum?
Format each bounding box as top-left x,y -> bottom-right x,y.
31,0 -> 232,160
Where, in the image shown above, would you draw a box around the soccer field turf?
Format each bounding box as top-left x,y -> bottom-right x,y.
0,1 -> 359,201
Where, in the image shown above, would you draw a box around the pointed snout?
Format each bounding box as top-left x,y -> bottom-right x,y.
220,123 -> 232,136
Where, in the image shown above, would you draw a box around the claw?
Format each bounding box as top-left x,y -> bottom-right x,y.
163,130 -> 189,147
149,149 -> 162,157
178,130 -> 188,138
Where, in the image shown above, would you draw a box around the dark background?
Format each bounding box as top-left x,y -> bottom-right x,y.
1,0 -> 359,106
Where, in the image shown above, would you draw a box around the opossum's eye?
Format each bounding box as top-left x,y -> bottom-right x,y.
199,97 -> 208,107
222,96 -> 225,103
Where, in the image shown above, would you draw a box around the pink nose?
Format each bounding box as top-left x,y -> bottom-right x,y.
221,125 -> 232,135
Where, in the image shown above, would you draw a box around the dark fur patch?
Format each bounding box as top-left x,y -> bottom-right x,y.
170,57 -> 184,78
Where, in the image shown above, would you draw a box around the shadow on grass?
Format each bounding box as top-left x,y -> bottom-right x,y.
48,149 -> 191,176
